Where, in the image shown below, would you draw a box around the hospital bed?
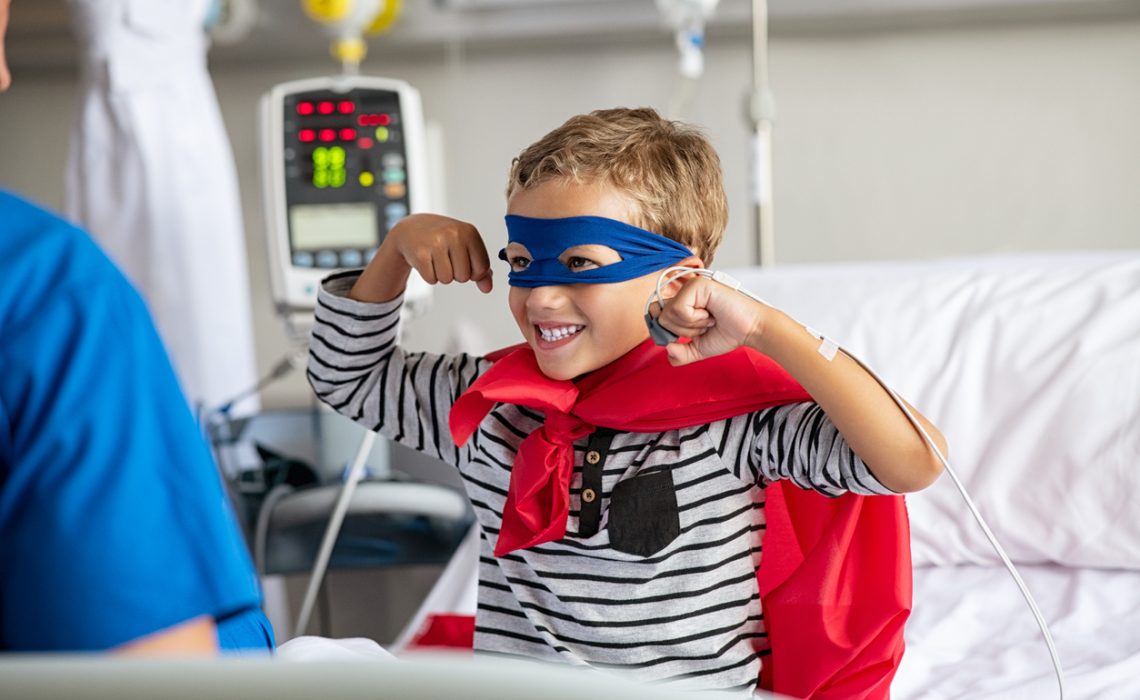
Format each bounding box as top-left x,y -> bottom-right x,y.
724,250 -> 1140,700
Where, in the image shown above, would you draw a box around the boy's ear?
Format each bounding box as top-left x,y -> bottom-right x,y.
662,256 -> 706,296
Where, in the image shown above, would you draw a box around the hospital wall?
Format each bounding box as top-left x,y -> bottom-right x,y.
1,17 -> 1138,412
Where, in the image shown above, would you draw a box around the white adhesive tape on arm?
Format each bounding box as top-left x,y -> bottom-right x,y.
804,326 -> 839,361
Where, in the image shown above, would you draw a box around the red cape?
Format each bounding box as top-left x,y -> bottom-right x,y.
442,342 -> 912,698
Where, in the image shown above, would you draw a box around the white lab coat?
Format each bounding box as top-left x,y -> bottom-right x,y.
65,0 -> 258,415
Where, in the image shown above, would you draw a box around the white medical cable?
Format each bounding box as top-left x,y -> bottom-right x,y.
254,483 -> 295,577
293,429 -> 377,637
647,266 -> 1066,700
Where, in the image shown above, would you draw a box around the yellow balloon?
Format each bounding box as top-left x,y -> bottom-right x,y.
302,0 -> 351,24
365,0 -> 403,35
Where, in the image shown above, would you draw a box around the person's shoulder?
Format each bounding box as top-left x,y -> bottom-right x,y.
0,190 -> 105,266
0,190 -> 133,330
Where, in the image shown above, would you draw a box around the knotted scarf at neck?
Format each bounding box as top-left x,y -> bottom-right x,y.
448,338 -> 811,556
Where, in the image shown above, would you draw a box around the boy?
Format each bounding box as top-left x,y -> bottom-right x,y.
308,108 -> 946,695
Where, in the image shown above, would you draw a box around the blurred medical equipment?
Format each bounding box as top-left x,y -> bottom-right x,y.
657,0 -> 774,266
656,0 -> 718,119
260,74 -> 431,325
205,0 -> 260,46
247,0 -> 457,641
645,265 -> 1067,699
64,0 -> 260,415
302,0 -> 403,73
747,0 -> 775,267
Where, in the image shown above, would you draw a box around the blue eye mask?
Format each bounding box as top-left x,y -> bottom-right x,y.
500,214 -> 694,287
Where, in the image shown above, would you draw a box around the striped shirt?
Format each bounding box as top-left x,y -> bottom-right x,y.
307,272 -> 894,695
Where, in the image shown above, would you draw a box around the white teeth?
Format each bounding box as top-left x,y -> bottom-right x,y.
539,325 -> 583,342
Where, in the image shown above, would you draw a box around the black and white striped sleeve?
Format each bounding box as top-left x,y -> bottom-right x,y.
306,271 -> 491,467
712,402 -> 896,497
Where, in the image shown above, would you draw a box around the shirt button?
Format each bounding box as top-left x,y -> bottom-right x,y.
582,488 -> 597,503
586,450 -> 602,465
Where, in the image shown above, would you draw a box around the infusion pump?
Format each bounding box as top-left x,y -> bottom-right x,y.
260,75 -> 430,314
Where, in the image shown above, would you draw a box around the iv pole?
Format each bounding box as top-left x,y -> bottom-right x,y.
748,0 -> 775,267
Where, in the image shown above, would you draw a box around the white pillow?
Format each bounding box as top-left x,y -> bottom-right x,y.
727,252 -> 1140,569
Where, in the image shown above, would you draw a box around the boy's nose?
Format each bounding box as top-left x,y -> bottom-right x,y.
525,284 -> 569,311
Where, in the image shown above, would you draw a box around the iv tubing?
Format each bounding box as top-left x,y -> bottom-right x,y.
294,429 -> 377,636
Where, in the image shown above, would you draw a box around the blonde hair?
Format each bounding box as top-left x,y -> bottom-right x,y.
507,107 -> 728,264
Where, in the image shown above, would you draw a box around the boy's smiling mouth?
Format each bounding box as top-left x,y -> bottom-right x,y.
534,322 -> 584,347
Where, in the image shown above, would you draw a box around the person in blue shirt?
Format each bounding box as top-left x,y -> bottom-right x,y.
1,4 -> 273,653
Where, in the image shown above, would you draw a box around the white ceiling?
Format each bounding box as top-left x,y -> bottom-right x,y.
6,0 -> 1140,70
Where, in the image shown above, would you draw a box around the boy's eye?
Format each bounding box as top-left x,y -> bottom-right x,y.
564,256 -> 599,271
509,256 -> 531,271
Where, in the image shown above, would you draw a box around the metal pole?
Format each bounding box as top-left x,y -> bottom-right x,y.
749,0 -> 775,267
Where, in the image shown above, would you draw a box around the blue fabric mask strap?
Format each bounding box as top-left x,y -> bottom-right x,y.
500,215 -> 693,287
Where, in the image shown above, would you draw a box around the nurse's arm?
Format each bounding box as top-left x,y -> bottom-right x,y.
115,615 -> 217,656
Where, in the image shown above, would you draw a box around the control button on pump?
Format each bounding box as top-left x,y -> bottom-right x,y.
316,250 -> 339,268
382,153 -> 404,168
385,203 -> 408,218
340,250 -> 363,267
383,169 -> 406,184
384,183 -> 406,199
292,252 -> 314,268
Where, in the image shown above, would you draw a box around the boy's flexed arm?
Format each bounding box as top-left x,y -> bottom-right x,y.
655,275 -> 947,493
349,213 -> 494,303
307,214 -> 494,465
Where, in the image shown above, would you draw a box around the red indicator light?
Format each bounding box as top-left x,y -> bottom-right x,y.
298,129 -> 316,142
317,101 -> 335,115
319,129 -> 336,142
296,102 -> 314,116
338,101 -> 355,114
339,128 -> 356,141
357,114 -> 393,127
357,137 -> 374,149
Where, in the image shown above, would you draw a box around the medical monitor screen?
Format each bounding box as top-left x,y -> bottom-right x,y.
280,86 -> 413,271
289,203 -> 379,269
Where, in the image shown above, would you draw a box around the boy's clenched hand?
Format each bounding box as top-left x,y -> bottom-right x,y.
653,274 -> 772,367
350,213 -> 493,303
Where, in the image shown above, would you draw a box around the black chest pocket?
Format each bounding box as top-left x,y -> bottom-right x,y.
608,469 -> 681,557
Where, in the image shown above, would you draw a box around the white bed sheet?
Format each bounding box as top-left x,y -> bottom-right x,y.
896,564 -> 1140,700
